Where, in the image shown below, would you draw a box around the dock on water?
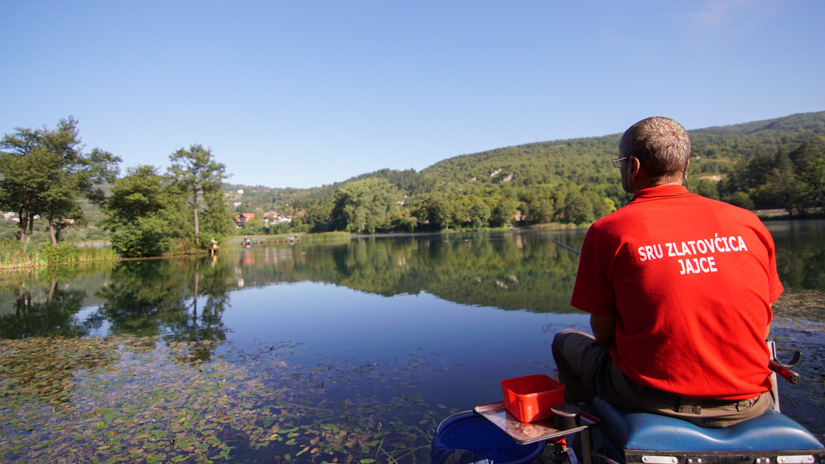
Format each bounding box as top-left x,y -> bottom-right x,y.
241,237 -> 300,246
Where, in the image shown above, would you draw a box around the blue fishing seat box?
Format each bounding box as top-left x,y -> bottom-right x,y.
592,397 -> 824,464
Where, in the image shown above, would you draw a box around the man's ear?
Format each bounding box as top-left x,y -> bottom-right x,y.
628,156 -> 640,178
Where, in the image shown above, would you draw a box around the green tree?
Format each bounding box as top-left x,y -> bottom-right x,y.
797,158 -> 825,212
490,197 -> 517,227
585,190 -> 611,219
167,145 -> 229,240
331,178 -> 400,233
101,165 -> 171,257
563,191 -> 594,224
807,158 -> 825,204
290,216 -> 311,233
103,165 -> 166,229
302,197 -> 334,232
242,210 -> 265,234
467,198 -> 491,229
389,209 -> 419,232
198,186 -> 233,243
729,191 -> 755,210
0,117 -> 120,246
520,191 -> 554,225
692,179 -> 720,200
420,196 -> 454,230
0,142 -> 48,243
788,140 -> 821,172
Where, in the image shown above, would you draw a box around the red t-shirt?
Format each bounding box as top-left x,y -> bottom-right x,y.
571,185 -> 783,400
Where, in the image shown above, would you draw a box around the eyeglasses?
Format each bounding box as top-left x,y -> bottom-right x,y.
611,156 -> 629,168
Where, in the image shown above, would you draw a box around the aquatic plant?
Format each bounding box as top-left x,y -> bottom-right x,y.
0,336 -> 440,463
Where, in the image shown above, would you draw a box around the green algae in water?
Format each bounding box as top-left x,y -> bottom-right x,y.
0,336 -> 436,463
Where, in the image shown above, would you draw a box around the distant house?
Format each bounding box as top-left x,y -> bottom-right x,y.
234,213 -> 255,227
263,211 -> 292,226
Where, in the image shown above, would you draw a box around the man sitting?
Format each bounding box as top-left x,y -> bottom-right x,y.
552,116 -> 783,427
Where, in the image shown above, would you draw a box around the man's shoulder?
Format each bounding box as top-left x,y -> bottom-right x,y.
590,193 -> 763,233
585,208 -> 634,242
685,194 -> 763,221
624,192 -> 759,218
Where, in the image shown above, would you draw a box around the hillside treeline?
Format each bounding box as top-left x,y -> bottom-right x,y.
238,112 -> 825,235
2,112 -> 824,256
717,138 -> 825,213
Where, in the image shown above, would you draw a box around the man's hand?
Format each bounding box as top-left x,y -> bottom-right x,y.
590,314 -> 617,347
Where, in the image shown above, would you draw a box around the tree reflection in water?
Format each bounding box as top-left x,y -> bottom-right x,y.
96,257 -> 234,362
0,226 -> 822,462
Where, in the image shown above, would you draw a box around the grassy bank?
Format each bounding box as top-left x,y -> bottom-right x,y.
0,241 -> 119,270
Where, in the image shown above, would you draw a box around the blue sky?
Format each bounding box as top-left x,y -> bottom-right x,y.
1,1 -> 823,189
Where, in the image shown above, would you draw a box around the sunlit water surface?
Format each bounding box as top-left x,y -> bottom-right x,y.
1,224 -> 823,463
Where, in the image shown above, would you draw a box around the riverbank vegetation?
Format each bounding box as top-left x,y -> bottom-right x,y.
1,119 -> 232,263
2,112 -> 824,261
0,241 -> 119,270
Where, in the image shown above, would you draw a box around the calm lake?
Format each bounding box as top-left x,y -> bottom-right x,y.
1,222 -> 824,463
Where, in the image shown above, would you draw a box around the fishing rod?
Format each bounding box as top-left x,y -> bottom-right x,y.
542,234 -> 581,255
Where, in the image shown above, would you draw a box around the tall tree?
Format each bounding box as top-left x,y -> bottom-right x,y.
103,165 -> 166,228
467,197 -> 491,229
490,197 -> 517,227
198,185 -> 234,240
0,138 -> 52,243
167,145 -> 228,240
101,165 -> 173,257
798,158 -> 825,212
419,196 -> 454,230
330,178 -> 400,233
0,117 -> 120,246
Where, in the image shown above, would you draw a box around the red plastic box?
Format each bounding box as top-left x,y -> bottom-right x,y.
501,374 -> 565,423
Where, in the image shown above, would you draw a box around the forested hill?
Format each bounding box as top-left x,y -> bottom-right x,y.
421,135 -> 620,188
232,112 -> 825,219
696,111 -> 825,135
420,111 -> 825,188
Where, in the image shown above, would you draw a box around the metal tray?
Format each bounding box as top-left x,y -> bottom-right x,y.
474,401 -> 599,445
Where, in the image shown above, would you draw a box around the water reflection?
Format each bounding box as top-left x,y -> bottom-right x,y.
1,224 -> 823,462
766,219 -> 825,291
0,277 -> 90,339
95,258 -> 234,361
230,230 -> 583,313
1,224 -> 823,342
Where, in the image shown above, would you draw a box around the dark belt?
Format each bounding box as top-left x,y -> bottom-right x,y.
643,386 -> 757,415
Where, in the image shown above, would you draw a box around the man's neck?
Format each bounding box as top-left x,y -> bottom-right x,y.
646,178 -> 684,189
630,177 -> 684,194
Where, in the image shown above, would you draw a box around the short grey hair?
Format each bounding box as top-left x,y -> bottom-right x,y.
619,116 -> 690,179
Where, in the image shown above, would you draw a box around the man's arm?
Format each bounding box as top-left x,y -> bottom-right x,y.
590,313 -> 617,347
